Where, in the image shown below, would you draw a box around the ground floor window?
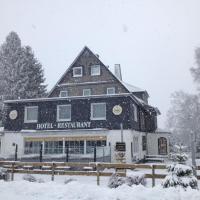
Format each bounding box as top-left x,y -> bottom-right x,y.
24,138 -> 107,155
86,140 -> 106,153
45,141 -> 63,154
65,141 -> 84,154
133,137 -> 139,153
24,141 -> 42,154
142,136 -> 147,151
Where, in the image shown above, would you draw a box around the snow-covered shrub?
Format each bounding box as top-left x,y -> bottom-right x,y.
170,144 -> 188,164
125,173 -> 146,186
108,173 -> 125,188
162,164 -> 198,189
0,167 -> 9,181
64,178 -> 77,184
37,178 -> 45,183
23,174 -> 37,182
108,172 -> 146,188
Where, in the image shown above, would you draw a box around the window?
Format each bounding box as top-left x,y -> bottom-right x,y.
86,140 -> 106,153
24,106 -> 38,123
133,137 -> 139,153
24,141 -> 42,154
45,141 -> 63,154
142,136 -> 147,151
73,67 -> 83,77
132,104 -> 138,122
83,89 -> 91,96
57,105 -> 71,121
91,65 -> 100,76
65,140 -> 84,154
91,103 -> 106,120
107,87 -> 115,95
59,90 -> 68,97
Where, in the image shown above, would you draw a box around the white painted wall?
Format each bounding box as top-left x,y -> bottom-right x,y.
0,130 -> 167,162
0,132 -> 24,158
147,133 -> 169,155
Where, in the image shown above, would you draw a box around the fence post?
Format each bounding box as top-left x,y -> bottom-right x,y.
51,163 -> 55,181
11,162 -> 15,181
65,144 -> 69,162
94,145 -> 97,162
152,165 -> 155,187
96,163 -> 100,186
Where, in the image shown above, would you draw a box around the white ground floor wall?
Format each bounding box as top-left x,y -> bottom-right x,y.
0,129 -> 169,163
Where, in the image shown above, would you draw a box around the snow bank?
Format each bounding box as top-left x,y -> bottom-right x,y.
0,180 -> 200,200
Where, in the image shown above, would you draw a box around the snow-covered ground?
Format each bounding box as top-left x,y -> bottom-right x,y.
0,172 -> 200,200
0,178 -> 200,200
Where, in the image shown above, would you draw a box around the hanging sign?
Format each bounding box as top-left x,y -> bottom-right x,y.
115,142 -> 126,152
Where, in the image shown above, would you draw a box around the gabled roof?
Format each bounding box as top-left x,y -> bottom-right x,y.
47,46 -> 159,114
48,46 -> 131,98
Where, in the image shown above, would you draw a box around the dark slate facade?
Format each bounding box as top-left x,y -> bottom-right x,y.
3,46 -> 159,133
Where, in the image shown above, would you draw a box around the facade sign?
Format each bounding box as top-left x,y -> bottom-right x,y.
36,121 -> 91,130
112,105 -> 122,115
9,110 -> 18,120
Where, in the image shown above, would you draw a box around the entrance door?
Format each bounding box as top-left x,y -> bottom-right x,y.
158,137 -> 167,155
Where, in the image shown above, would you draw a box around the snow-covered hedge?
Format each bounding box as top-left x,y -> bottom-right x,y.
23,174 -> 44,183
108,172 -> 146,188
0,167 -> 9,181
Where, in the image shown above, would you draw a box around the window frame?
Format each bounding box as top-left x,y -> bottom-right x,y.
57,104 -> 71,122
91,65 -> 101,76
91,102 -> 106,120
24,106 -> 38,123
132,104 -> 138,122
73,66 -> 83,77
83,89 -> 91,96
59,90 -> 68,97
107,87 -> 115,95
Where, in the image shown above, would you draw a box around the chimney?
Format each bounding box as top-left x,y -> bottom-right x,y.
114,64 -> 122,80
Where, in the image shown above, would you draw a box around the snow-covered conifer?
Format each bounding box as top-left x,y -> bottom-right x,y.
162,144 -> 198,189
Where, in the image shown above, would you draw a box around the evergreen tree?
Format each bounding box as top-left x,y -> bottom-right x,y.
162,145 -> 198,189
0,31 -> 47,100
0,31 -> 47,122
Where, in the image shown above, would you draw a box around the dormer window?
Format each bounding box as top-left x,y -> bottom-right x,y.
107,87 -> 115,95
73,67 -> 83,77
59,91 -> 68,97
83,89 -> 91,96
91,65 -> 100,76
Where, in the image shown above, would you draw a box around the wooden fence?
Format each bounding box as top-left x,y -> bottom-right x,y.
0,161 -> 199,187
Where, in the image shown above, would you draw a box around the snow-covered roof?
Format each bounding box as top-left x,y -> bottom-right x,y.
121,81 -> 145,93
155,128 -> 171,134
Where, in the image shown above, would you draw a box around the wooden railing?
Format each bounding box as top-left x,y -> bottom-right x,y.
0,161 -> 199,187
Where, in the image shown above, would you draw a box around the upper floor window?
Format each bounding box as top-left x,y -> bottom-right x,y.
83,89 -> 91,96
91,65 -> 100,76
91,103 -> 106,120
107,87 -> 115,95
132,104 -> 138,122
57,105 -> 71,121
73,67 -> 83,77
24,106 -> 38,123
59,90 -> 68,97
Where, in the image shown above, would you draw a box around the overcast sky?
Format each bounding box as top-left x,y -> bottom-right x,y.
1,0 -> 200,128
